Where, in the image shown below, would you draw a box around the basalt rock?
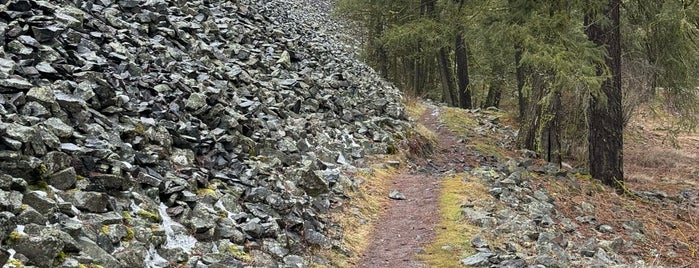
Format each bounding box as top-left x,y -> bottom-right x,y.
0,0 -> 408,266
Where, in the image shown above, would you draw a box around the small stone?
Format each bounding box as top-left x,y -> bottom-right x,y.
460,252 -> 493,266
23,191 -> 58,214
277,50 -> 291,68
48,167 -> 77,190
0,190 -> 23,214
185,92 -> 207,111
14,234 -> 64,267
388,189 -> 406,200
43,118 -> 74,138
26,86 -> 56,105
597,224 -> 613,233
72,192 -> 110,213
580,201 -> 595,214
471,236 -> 489,249
283,255 -> 306,268
4,123 -> 35,144
0,78 -> 33,91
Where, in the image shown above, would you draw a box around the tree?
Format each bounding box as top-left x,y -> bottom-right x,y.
585,0 -> 624,190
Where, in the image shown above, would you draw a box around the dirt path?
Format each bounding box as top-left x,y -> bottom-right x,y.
356,106 -> 477,268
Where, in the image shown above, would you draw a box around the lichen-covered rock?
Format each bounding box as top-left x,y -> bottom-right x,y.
0,0 -> 409,265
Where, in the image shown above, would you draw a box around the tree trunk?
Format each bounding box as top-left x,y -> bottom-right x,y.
515,43 -> 526,120
484,60 -> 505,109
484,76 -> 503,108
585,0 -> 624,191
438,48 -> 457,106
455,31 -> 471,109
518,72 -> 546,151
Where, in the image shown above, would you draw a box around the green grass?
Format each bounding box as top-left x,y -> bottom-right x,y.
420,173 -> 492,268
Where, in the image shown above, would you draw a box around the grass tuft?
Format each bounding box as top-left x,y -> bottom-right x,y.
315,156 -> 400,267
420,173 -> 492,267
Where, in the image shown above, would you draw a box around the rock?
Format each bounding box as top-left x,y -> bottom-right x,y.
299,169 -> 329,197
388,189 -> 406,200
0,190 -> 24,214
23,191 -> 58,214
48,167 -> 77,190
0,249 -> 9,266
0,77 -> 33,92
76,237 -> 123,268
43,118 -> 74,138
471,236 -> 489,249
283,254 -> 306,268
3,123 -> 35,144
0,212 -> 16,242
597,224 -> 614,233
0,58 -> 17,78
71,191 -> 110,213
580,201 -> 595,215
185,92 -> 207,111
26,86 -> 56,106
460,252 -> 494,266
13,233 -> 64,267
304,229 -> 332,249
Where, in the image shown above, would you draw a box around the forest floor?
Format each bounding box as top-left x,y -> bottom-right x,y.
322,100 -> 699,267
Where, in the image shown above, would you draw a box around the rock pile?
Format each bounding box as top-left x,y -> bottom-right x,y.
0,0 -> 407,267
461,159 -> 649,267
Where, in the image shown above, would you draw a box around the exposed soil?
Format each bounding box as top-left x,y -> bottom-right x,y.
356,105 -> 478,268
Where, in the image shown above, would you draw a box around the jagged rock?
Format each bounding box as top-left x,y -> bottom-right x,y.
43,118 -> 74,138
0,0 -> 411,265
0,190 -> 24,214
0,212 -> 16,242
461,252 -> 494,266
0,249 -> 9,267
0,77 -> 33,92
13,232 -> 65,267
283,255 -> 307,268
76,237 -> 124,268
597,224 -> 614,233
23,191 -> 58,214
48,167 -> 77,190
71,191 -> 110,213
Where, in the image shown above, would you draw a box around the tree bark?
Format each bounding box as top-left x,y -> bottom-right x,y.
515,43 -> 526,120
585,0 -> 624,191
455,31 -> 471,109
438,48 -> 457,106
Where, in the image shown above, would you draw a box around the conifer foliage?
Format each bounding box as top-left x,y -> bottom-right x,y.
336,0 -> 699,189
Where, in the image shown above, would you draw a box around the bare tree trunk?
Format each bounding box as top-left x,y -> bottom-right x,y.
518,72 -> 545,151
585,0 -> 624,191
438,48 -> 457,106
515,43 -> 526,119
455,31 -> 471,109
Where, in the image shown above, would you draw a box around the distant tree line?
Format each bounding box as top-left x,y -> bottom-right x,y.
335,0 -> 699,191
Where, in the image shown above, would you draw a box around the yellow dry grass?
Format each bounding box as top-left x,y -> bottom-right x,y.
314,156 -> 401,267
404,96 -> 427,120
419,173 -> 493,268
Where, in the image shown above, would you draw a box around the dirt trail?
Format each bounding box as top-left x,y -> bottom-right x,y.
356,106 -> 477,268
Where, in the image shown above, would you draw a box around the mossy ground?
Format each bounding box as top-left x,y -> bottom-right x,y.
419,173 -> 493,267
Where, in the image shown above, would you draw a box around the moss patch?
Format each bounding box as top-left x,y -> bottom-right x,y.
136,209 -> 160,222
7,258 -> 23,267
228,246 -> 251,262
420,173 -> 492,268
441,107 -> 479,137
